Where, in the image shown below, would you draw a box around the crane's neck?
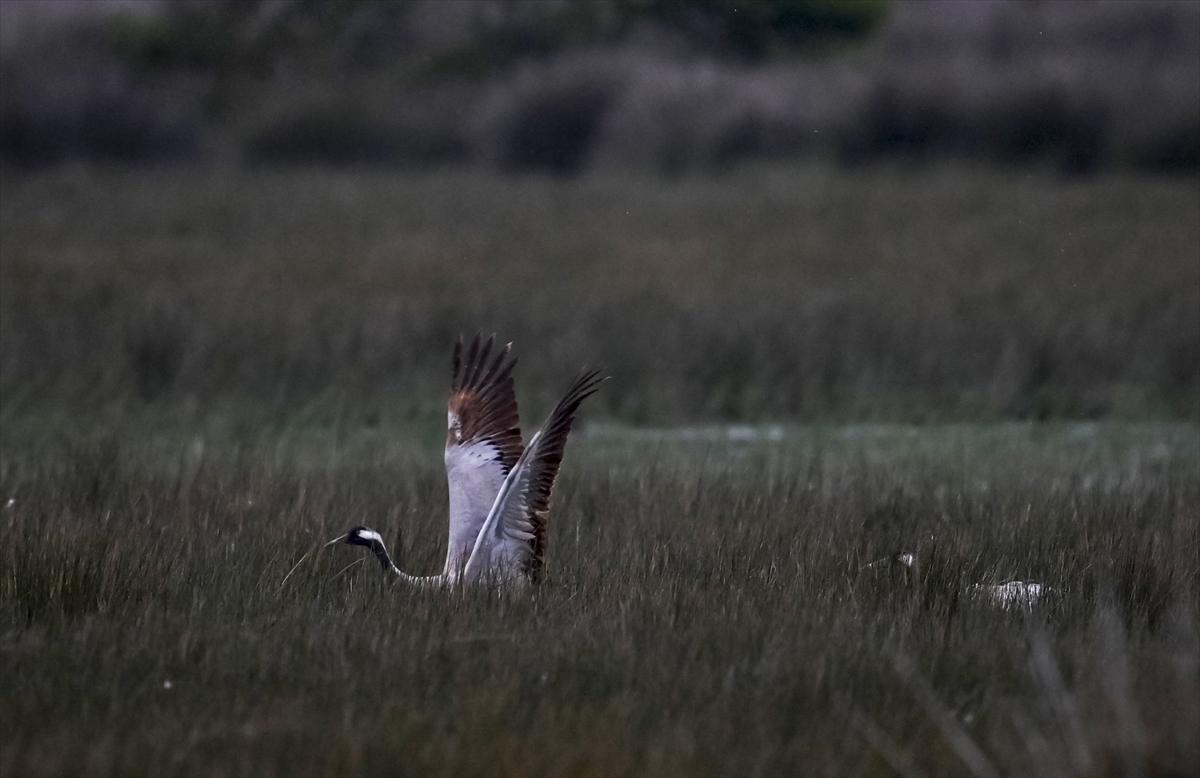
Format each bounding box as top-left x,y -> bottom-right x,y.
367,535 -> 449,588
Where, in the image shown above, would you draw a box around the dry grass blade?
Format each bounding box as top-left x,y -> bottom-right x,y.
848,706 -> 927,778
1027,626 -> 1095,776
278,549 -> 313,591
330,558 -> 366,582
1095,607 -> 1147,778
891,653 -> 1000,778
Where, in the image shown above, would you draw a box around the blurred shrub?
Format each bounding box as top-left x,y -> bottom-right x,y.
0,24 -> 204,166
839,0 -> 1200,173
592,55 -> 839,173
839,71 -> 1112,174
473,50 -> 862,174
471,53 -> 628,174
103,6 -> 240,72
242,94 -> 469,167
634,0 -> 889,57
100,1 -> 418,77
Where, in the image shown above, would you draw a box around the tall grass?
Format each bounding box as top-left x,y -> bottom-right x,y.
1,157 -> 1197,775
2,165 -> 1196,428
1,424 -> 1196,776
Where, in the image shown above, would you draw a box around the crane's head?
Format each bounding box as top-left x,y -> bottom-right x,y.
327,525 -> 384,549
326,525 -> 395,572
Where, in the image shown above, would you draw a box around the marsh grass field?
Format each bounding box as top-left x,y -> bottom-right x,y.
1,422 -> 1198,776
1,164 -> 1198,776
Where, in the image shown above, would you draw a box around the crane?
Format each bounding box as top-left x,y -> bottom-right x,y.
326,334 -> 604,587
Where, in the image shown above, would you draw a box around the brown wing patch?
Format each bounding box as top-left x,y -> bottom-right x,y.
523,368 -> 607,578
447,333 -> 523,472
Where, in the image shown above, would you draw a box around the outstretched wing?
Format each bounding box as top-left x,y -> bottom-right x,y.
463,368 -> 606,583
444,334 -> 524,575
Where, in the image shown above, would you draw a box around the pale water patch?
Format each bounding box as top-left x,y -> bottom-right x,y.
582,422 -> 1200,486
586,422 -> 784,443
585,421 -> 1198,453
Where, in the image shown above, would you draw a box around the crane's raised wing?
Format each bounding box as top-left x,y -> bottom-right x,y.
463,368 -> 605,583
444,334 -> 523,575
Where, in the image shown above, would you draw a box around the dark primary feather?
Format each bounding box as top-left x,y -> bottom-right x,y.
523,368 -> 607,576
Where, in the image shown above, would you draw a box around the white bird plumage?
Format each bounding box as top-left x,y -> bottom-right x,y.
863,550 -> 1053,609
327,334 -> 604,587
971,580 -> 1050,609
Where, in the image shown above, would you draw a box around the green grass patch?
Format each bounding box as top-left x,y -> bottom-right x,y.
2,164 -> 1197,425
1,422 -> 1197,776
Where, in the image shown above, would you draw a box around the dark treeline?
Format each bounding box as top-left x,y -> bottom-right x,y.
1,0 -> 1197,175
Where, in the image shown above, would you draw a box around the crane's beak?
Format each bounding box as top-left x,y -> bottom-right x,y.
325,533 -> 349,547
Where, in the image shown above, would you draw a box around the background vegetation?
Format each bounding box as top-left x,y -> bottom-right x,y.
2,159 -> 1197,776
1,0 -> 1197,173
1,2 -> 1198,776
2,164 -> 1197,430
